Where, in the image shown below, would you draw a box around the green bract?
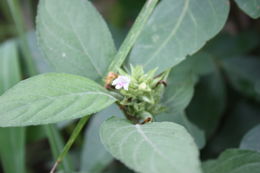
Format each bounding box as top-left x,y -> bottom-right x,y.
108,66 -> 167,123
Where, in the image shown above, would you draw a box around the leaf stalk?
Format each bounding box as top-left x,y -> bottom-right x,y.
108,0 -> 159,72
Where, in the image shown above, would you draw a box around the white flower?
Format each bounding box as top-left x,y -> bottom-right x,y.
112,75 -> 131,90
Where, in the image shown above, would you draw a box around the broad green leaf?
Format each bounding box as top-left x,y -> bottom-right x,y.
222,56 -> 260,102
100,117 -> 202,173
187,66 -> 226,137
80,104 -> 124,173
157,111 -> 205,149
37,0 -> 116,81
128,0 -> 229,74
0,73 -> 116,127
240,124 -> 260,152
203,149 -> 260,173
0,40 -> 26,173
235,0 -> 260,19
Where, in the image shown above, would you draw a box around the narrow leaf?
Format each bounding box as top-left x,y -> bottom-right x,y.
0,73 -> 116,127
100,117 -> 202,173
0,40 -> 26,173
129,0 -> 230,74
44,124 -> 73,171
0,40 -> 21,93
0,128 -> 26,173
37,0 -> 116,81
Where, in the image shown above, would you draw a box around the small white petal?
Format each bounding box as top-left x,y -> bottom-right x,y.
115,85 -> 122,89
112,75 -> 131,90
123,84 -> 129,90
112,79 -> 119,86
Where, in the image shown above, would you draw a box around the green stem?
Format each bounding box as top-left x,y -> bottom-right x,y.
45,125 -> 73,172
50,115 -> 91,173
108,0 -> 159,73
6,0 -> 37,76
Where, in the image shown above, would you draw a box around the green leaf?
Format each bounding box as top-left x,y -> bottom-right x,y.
36,0 -> 116,81
157,111 -> 205,149
240,124 -> 260,152
203,149 -> 260,173
235,0 -> 260,19
0,40 -> 26,173
162,63 -> 196,114
80,104 -> 124,173
222,56 -> 260,102
0,73 -> 116,127
44,124 -> 73,171
100,117 -> 202,173
0,40 -> 21,94
128,0 -> 230,74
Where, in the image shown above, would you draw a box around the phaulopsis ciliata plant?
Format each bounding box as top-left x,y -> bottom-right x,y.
0,0 -> 260,173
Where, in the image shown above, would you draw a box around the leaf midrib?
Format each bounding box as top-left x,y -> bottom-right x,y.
43,0 -> 103,77
3,91 -> 114,103
135,124 -> 177,168
143,0 -> 190,67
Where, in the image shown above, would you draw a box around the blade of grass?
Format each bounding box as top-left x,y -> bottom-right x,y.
0,40 -> 26,173
6,0 -> 37,76
45,125 -> 73,172
108,0 -> 159,73
50,115 -> 91,173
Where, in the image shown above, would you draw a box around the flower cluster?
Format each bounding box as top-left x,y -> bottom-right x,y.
105,66 -> 167,123
112,75 -> 131,90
